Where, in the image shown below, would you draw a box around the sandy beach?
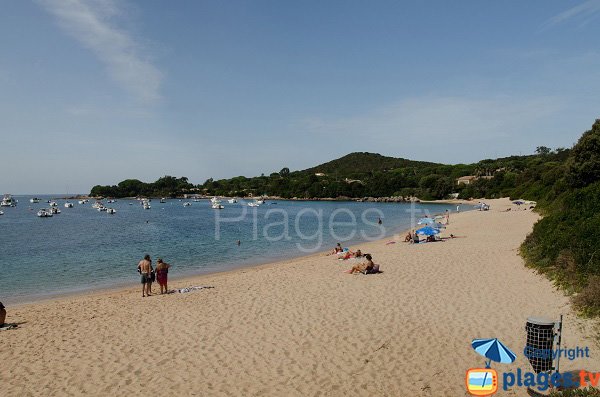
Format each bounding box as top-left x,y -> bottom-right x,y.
1,198 -> 598,396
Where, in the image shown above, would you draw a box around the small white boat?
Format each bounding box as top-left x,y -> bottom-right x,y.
107,208 -> 116,214
143,203 -> 151,210
212,203 -> 224,209
30,197 -> 41,203
247,202 -> 260,207
92,202 -> 104,209
228,198 -> 238,204
1,194 -> 17,207
49,207 -> 61,215
107,199 -> 116,204
256,199 -> 265,205
37,209 -> 52,217
160,198 -> 167,203
78,200 -> 86,205
64,202 -> 74,208
0,210 -> 4,216
183,202 -> 192,207
49,201 -> 58,207
97,206 -> 107,212
193,198 -> 201,202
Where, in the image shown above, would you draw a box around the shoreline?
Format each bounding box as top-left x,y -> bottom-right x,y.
4,198 -> 596,396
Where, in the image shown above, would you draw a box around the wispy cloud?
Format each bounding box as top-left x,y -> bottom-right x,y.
543,0 -> 600,28
39,0 -> 162,104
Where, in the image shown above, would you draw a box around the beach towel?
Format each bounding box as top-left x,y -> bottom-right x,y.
176,285 -> 214,294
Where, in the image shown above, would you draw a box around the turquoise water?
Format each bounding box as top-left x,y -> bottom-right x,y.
0,196 -> 466,304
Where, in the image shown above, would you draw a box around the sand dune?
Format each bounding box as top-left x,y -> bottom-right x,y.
1,198 -> 598,396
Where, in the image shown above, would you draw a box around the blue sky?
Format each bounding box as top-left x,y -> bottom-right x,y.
1,0 -> 600,194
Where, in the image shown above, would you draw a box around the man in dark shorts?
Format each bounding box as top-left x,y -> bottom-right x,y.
137,254 -> 153,297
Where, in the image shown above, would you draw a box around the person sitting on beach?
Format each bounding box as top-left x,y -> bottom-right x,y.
348,254 -> 374,274
0,301 -> 6,327
404,231 -> 412,242
328,243 -> 344,256
354,249 -> 363,258
137,254 -> 153,297
155,258 -> 171,294
411,232 -> 419,244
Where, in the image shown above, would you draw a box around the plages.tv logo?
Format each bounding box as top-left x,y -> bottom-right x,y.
466,338 -> 517,396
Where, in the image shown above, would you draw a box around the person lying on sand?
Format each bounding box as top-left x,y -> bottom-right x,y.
339,249 -> 363,260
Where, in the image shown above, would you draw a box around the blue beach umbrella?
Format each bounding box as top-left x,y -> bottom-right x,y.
471,338 -> 517,389
415,226 -> 440,236
417,217 -> 435,225
471,338 -> 517,367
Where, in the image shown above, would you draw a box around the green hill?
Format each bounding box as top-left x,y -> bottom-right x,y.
304,152 -> 439,176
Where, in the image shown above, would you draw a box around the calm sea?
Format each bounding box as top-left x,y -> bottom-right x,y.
0,196 -> 467,304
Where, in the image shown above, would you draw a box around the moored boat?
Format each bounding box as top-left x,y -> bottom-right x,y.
37,209 -> 52,217
1,194 -> 17,207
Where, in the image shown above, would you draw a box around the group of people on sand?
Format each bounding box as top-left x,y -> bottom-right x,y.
329,243 -> 381,274
137,255 -> 171,297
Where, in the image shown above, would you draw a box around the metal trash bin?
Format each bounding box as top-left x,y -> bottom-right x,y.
525,317 -> 555,373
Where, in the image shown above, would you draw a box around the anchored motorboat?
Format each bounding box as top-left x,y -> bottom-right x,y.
247,202 -> 260,207
160,198 -> 167,203
64,202 -> 74,208
107,208 -> 116,214
1,194 -> 17,207
183,202 -> 192,207
228,198 -> 238,204
0,210 -> 4,216
49,201 -> 58,207
92,202 -> 104,209
212,203 -> 224,209
30,197 -> 41,203
37,209 -> 52,217
49,207 -> 61,215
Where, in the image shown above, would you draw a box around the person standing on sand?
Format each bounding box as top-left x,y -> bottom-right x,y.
156,258 -> 171,294
0,301 -> 6,326
137,254 -> 153,297
445,209 -> 450,225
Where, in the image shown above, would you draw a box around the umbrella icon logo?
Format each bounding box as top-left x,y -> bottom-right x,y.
466,338 -> 517,396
